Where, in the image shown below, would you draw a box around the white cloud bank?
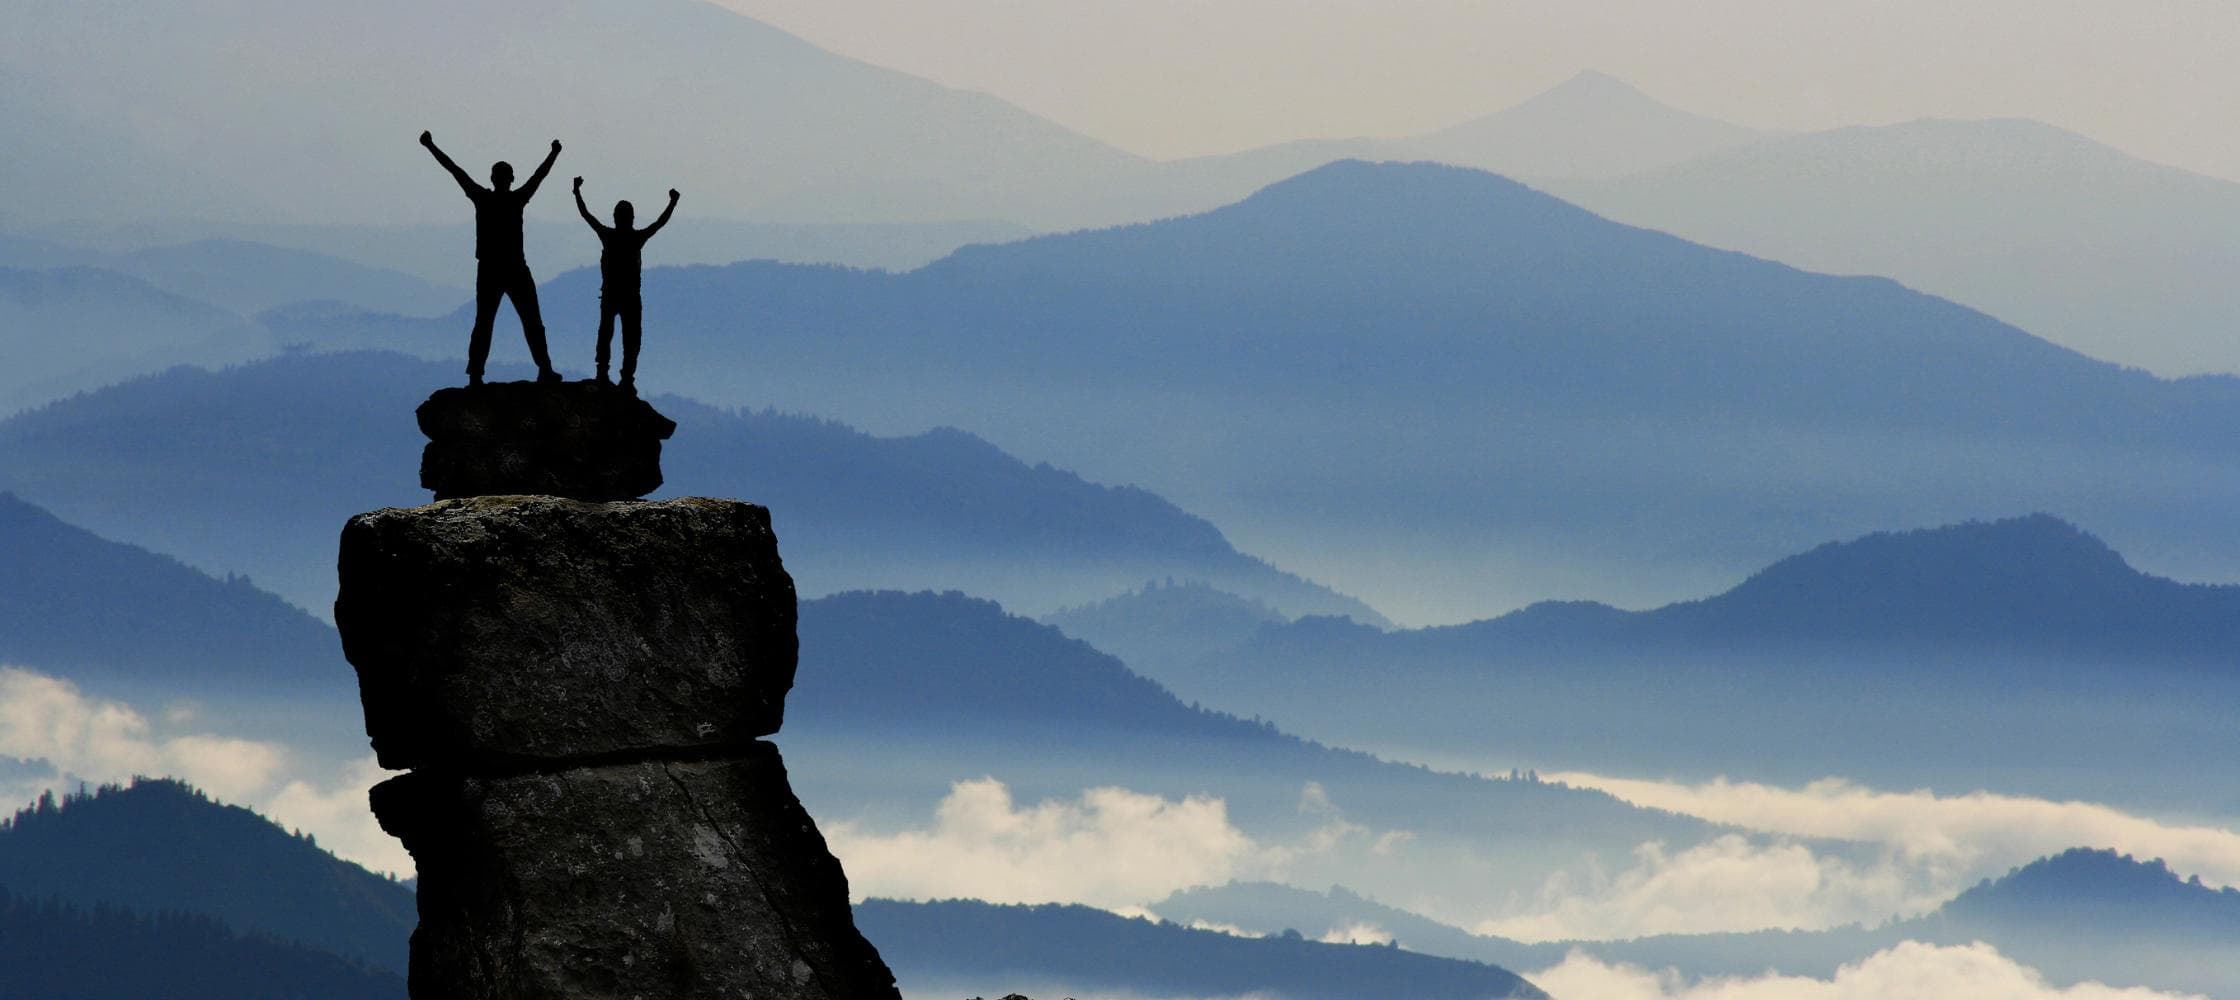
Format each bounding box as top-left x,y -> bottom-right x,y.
0,668 -> 285,802
827,778 -> 1253,909
1475,833 -> 1946,942
1527,941 -> 2205,1000
0,667 -> 406,875
1551,771 -> 2240,889
826,778 -> 1401,911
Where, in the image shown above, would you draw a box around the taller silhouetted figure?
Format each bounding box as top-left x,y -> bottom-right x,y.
573,177 -> 678,395
421,130 -> 564,386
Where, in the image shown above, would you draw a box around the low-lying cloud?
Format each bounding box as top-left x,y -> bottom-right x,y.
827,778 -> 1402,911
0,668 -> 284,801
827,778 -> 1256,909
1526,940 -> 2205,1000
1475,833 -> 1944,942
1551,771 -> 2240,889
0,666 -> 406,875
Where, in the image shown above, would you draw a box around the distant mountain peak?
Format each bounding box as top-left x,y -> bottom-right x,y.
1225,159 -> 1557,220
1940,847 -> 2240,938
1732,514 -> 2137,599
1521,70 -> 1667,111
1641,513 -> 2240,655
1411,71 -> 1768,180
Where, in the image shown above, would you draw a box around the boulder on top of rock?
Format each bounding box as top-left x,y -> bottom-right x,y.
336,495 -> 795,771
417,380 -> 676,501
371,744 -> 901,1000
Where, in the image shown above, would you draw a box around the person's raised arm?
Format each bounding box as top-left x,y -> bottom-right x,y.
519,140 -> 562,199
572,177 -> 609,234
420,130 -> 479,195
643,188 -> 680,238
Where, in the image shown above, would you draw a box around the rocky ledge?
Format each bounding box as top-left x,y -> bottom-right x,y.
336,495 -> 796,772
417,380 -> 676,501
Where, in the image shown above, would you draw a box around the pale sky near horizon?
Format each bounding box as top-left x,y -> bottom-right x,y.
715,0 -> 2240,179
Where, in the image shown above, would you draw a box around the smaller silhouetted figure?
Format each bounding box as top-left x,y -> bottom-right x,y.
421,130 -> 564,386
574,177 -> 678,395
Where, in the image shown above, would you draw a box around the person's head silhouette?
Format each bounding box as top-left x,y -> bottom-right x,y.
614,200 -> 636,228
490,161 -> 515,191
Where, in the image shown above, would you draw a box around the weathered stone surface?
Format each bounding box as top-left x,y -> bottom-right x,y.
372,745 -> 901,1000
417,380 -> 676,501
336,495 -> 795,771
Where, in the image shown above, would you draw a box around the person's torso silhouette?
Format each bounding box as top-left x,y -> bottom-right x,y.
469,184 -> 537,266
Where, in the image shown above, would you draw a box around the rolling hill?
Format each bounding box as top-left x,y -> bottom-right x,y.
1165,515 -> 2240,807
781,589 -> 1722,923
111,239 -> 465,317
0,493 -> 345,698
0,266 -> 272,417
1042,579 -> 1291,674
0,350 -> 1382,622
1449,513 -> 2240,660
0,887 -> 404,1000
855,898 -> 1547,1000
1158,848 -> 2240,997
0,778 -> 416,974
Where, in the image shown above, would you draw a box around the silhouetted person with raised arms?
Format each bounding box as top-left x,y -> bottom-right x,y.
573,176 -> 678,395
420,130 -> 564,386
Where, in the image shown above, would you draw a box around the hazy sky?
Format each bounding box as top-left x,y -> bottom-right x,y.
717,0 -> 2240,178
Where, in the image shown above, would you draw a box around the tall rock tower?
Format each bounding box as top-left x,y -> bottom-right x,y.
335,381 -> 900,999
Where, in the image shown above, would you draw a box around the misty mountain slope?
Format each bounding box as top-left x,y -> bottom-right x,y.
1182,515 -> 2240,806
781,589 -> 1725,919
333,157 -> 2240,621
113,239 -> 466,317
1890,848 -> 2240,997
0,493 -> 345,697
0,350 -> 1382,622
789,590 -> 1685,834
1407,70 -> 1775,179
0,888 -> 405,1000
1645,514 -> 2240,653
0,779 -> 416,974
0,0 -> 1166,230
1043,579 -> 1293,673
1157,851 -> 2240,997
1550,117 -> 2240,376
1044,71 -> 1771,218
0,265 -> 274,416
854,898 -> 1548,1000
1151,880 -> 1871,980
1154,881 -> 1566,971
1929,847 -> 2240,947
0,233 -> 472,316
1381,513 -> 2240,659
0,353 -> 431,610
658,398 -> 1388,621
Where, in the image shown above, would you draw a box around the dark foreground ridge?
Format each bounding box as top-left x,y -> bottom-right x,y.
417,379 -> 676,501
